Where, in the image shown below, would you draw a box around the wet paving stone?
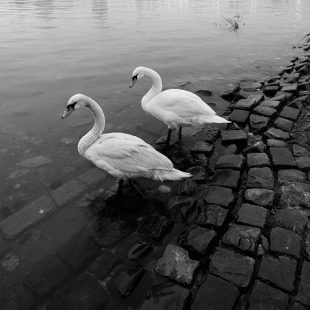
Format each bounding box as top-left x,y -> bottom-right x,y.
274,208 -> 307,234
304,233 -> 310,260
138,214 -> 174,240
178,179 -> 199,196
296,156 -> 310,170
280,106 -> 301,121
114,267 -> 144,297
291,302 -> 309,310
248,280 -> 289,310
292,144 -> 310,157
195,202 -> 228,228
244,188 -> 275,208
247,153 -> 271,168
138,283 -> 190,310
46,272 -> 106,310
56,230 -> 101,270
228,109 -> 250,125
263,85 -> 280,97
237,203 -> 268,228
267,139 -> 287,148
249,114 -> 269,132
190,141 -> 214,156
222,224 -> 261,254
269,147 -> 297,168
243,140 -> 265,154
215,155 -> 245,170
296,261 -> 310,307
274,117 -> 293,132
247,167 -> 274,189
264,127 -> 290,141
191,274 -> 240,310
209,247 -> 255,288
258,255 -> 297,292
127,241 -> 152,261
270,227 -> 302,258
253,105 -> 277,117
221,130 -> 247,144
235,94 -> 264,110
24,254 -> 72,297
155,244 -> 199,285
259,100 -> 281,109
280,182 -> 310,208
178,224 -> 217,256
209,169 -> 241,189
202,128 -> 220,143
203,186 -> 235,209
187,166 -> 207,183
225,144 -> 237,155
278,169 -> 307,183
167,196 -> 197,223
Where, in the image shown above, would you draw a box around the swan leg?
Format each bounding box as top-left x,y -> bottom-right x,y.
178,127 -> 182,142
166,128 -> 172,146
117,179 -> 123,196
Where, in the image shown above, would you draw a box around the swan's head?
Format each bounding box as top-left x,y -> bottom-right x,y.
129,67 -> 146,88
61,94 -> 89,119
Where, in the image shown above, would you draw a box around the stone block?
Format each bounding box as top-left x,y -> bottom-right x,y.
166,196 -> 197,223
292,144 -> 310,157
195,203 -> 228,228
270,227 -> 302,258
87,250 -> 117,279
296,156 -> 310,170
215,155 -> 244,170
249,114 -> 269,132
244,188 -> 275,208
253,105 -> 277,117
263,85 -> 280,97
235,94 -> 263,110
190,141 -> 214,156
210,247 -> 255,288
210,169 -> 241,189
247,153 -> 270,168
0,194 -> 57,239
237,203 -> 268,228
247,167 -> 274,189
281,83 -> 298,95
50,179 -> 89,207
269,147 -> 297,168
187,166 -> 207,183
267,139 -> 287,148
280,182 -> 310,208
274,117 -> 293,132
296,261 -> 310,307
221,130 -> 247,144
228,109 -> 250,125
77,167 -> 107,188
278,169 -> 307,183
279,106 -> 301,121
191,275 -> 239,310
264,127 -> 290,140
274,209 -> 307,234
203,186 -> 235,208
259,100 -> 281,109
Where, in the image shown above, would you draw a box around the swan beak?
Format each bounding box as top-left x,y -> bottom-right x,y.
61,106 -> 74,119
129,76 -> 137,88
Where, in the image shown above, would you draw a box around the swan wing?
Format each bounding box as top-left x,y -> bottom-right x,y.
94,132 -> 148,145
151,89 -> 216,118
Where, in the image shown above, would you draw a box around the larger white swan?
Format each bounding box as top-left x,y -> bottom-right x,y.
61,94 -> 191,195
130,67 -> 231,145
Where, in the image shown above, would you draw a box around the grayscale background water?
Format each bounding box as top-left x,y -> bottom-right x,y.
1,0 -> 310,217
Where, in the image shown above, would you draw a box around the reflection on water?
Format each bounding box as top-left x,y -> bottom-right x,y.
1,0 -> 310,218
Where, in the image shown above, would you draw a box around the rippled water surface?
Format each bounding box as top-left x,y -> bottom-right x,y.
1,0 -> 310,216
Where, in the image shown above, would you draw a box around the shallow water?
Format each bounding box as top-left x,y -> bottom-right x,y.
1,0 -> 310,217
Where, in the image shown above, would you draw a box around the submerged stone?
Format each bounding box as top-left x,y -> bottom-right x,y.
114,268 -> 144,297
190,141 -> 214,156
17,155 -> 52,168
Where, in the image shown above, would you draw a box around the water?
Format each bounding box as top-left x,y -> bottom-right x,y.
1,0 -> 310,217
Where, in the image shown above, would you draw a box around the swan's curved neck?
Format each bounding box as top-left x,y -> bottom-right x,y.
142,68 -> 163,106
78,96 -> 105,157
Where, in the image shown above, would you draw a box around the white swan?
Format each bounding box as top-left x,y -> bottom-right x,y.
61,94 -> 192,195
130,67 -> 231,145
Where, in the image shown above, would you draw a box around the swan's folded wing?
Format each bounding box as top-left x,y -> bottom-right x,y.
85,138 -> 173,173
94,132 -> 148,146
154,90 -> 216,117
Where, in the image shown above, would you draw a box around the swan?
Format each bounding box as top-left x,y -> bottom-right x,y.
61,94 -> 192,195
129,67 -> 231,145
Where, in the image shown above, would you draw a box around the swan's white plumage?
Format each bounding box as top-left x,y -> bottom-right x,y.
131,67 -> 231,131
62,94 -> 191,183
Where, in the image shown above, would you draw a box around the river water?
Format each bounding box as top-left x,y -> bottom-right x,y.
1,0 -> 310,218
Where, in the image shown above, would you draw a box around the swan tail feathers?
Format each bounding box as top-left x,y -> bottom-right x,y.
201,115 -> 231,124
151,169 -> 192,181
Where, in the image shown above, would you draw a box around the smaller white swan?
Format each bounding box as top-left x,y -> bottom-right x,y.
61,94 -> 191,195
130,67 -> 231,145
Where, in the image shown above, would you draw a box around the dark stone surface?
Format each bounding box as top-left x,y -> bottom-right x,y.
127,241 -> 152,261
247,167 -> 274,189
248,280 -> 289,310
202,128 -> 220,143
210,169 -> 241,189
56,230 -> 101,270
278,169 -> 307,183
304,233 -> 310,261
269,147 -> 297,168
292,144 -> 310,157
178,224 -> 218,255
225,144 -> 237,155
215,155 -> 244,170
267,139 -> 287,148
155,244 -> 199,285
210,247 -> 255,288
167,196 -> 197,223
220,84 -> 241,101
253,105 -> 277,117
249,114 -> 269,132
46,273 -> 106,310
191,275 -> 240,310
195,202 -> 228,228
247,153 -> 271,168
258,255 -> 297,292
228,109 -> 250,124
114,267 -> 144,297
138,283 -> 191,310
274,117 -> 293,132
274,208 -> 307,234
279,106 -> 301,121
235,94 -> 264,110
280,182 -> 310,208
264,127 -> 290,141
259,100 -> 281,109
24,254 -> 72,297
178,179 -> 199,196
270,227 -> 302,258
291,302 -> 309,310
87,250 -> 117,279
138,214 -> 174,240
244,188 -> 275,208
203,186 -> 235,208
221,130 -> 247,144
243,141 -> 265,154
222,224 -> 261,253
263,85 -> 280,97
237,203 -> 268,228
191,153 -> 209,167
296,261 -> 310,307
296,156 -> 310,170
190,141 -> 214,156
187,166 -> 207,183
